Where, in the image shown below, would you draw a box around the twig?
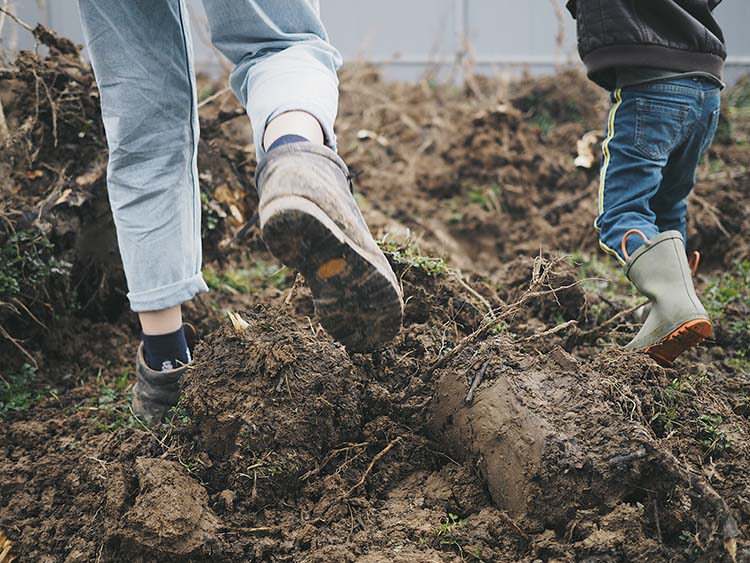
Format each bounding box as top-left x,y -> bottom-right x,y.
221,526 -> 274,535
0,5 -> 33,33
11,297 -> 47,330
129,406 -> 172,453
607,447 -> 647,467
428,278 -> 591,374
637,435 -> 740,560
197,85 -> 232,110
0,96 -> 8,144
0,323 -> 37,368
451,269 -> 498,320
578,300 -> 648,339
344,437 -> 402,498
0,0 -> 9,144
301,441 -> 369,481
282,273 -> 304,310
0,0 -> 10,39
653,499 -> 663,544
498,511 -> 530,542
427,316 -> 494,374
465,360 -> 489,404
521,319 -> 577,342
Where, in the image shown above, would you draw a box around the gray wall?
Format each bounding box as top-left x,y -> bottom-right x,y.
3,1 -> 749,84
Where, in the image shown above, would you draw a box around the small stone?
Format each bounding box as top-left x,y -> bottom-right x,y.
218,489 -> 235,512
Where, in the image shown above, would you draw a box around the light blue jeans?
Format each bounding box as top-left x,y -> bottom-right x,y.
77,0 -> 342,312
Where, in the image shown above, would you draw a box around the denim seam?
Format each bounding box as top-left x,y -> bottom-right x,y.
177,0 -> 201,281
596,88 -> 626,266
627,84 -> 708,96
698,108 -> 721,155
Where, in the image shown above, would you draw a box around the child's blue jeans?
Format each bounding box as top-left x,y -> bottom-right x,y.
596,77 -> 721,263
77,0 -> 341,313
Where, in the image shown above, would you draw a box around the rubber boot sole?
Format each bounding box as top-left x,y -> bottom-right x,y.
645,319 -> 712,367
261,195 -> 403,352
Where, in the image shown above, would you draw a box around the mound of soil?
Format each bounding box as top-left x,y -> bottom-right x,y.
1,27 -> 749,563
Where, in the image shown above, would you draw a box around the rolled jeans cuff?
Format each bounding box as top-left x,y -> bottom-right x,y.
128,273 -> 209,313
243,69 -> 340,160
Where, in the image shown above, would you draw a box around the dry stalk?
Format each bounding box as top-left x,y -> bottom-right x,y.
342,437 -> 402,498
450,268 -> 498,320
0,5 -> 31,34
429,255 -> 595,374
522,319 -> 578,342
0,323 -> 37,367
197,85 -> 232,110
0,95 -> 8,144
577,299 -> 648,340
635,432 -> 740,561
0,0 -> 11,144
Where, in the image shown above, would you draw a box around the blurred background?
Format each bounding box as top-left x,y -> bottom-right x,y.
3,0 -> 750,85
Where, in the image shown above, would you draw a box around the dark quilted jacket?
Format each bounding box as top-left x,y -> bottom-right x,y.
566,0 -> 727,89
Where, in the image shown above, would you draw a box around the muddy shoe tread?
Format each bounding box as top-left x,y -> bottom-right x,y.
262,201 -> 402,352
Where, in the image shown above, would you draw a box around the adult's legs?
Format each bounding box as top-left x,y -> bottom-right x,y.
78,0 -> 208,335
201,0 -> 342,158
202,1 -> 403,352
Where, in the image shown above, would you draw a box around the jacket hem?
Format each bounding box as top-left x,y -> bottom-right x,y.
583,45 -> 725,90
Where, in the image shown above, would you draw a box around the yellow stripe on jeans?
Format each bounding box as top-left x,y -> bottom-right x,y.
596,88 -> 626,266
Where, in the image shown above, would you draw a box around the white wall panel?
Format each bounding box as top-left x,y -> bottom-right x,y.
2,1 -> 749,84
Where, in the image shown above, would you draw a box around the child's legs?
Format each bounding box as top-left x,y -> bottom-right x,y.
652,85 -> 721,240
78,0 -> 207,321
596,89 -> 670,264
202,0 -> 342,158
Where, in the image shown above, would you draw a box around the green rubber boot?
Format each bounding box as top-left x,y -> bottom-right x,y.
623,230 -> 712,365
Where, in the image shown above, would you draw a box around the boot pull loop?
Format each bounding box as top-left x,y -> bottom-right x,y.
621,229 -> 649,261
689,251 -> 701,276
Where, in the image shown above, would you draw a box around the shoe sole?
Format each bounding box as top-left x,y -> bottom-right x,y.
261,195 -> 403,352
645,319 -> 712,367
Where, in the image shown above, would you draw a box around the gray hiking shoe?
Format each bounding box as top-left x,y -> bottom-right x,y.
256,142 -> 404,352
623,230 -> 712,365
132,324 -> 196,423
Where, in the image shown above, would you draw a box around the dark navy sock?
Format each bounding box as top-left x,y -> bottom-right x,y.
266,134 -> 309,152
142,326 -> 191,372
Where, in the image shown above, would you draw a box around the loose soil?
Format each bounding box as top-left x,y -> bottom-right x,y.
1,27 -> 749,563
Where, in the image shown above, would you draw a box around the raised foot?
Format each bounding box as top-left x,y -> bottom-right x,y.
261,196 -> 403,352
645,319 -> 712,367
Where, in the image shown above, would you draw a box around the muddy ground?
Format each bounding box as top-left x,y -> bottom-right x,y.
1,28 -> 750,563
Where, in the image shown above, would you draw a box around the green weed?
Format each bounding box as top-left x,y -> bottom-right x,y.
433,513 -> 484,562
201,192 -> 222,232
379,239 -> 449,276
704,260 -> 750,316
0,230 -> 70,301
716,75 -> 750,144
653,378 -> 689,433
93,370 -> 139,432
465,184 -> 502,212
0,363 -> 40,418
698,414 -> 731,456
204,260 -> 291,294
652,373 -> 710,433
703,260 -> 750,363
